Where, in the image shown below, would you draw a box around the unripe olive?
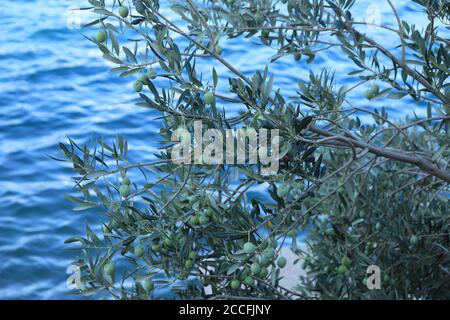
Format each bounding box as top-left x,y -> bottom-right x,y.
199,214 -> 210,225
185,259 -> 193,269
287,230 -> 297,238
96,30 -> 107,43
119,6 -> 129,18
251,262 -> 261,275
337,264 -> 348,274
204,91 -> 215,105
259,268 -> 269,278
151,243 -> 161,252
163,237 -> 173,247
244,276 -> 254,286
259,255 -> 271,267
134,244 -> 145,257
139,74 -> 148,83
122,177 -> 131,185
263,248 -> 276,259
133,80 -> 143,93
410,235 -> 419,246
240,267 -> 250,280
230,279 -> 240,289
375,222 -> 382,231
119,184 -> 131,198
276,185 -> 290,198
189,215 -> 200,226
341,256 -> 351,268
277,257 -> 287,268
216,46 -> 223,55
243,242 -> 257,254
147,68 -> 157,79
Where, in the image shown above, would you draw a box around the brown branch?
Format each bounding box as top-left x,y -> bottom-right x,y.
309,126 -> 450,183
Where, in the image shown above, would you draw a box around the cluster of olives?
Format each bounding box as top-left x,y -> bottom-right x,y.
189,209 -> 214,226
337,256 -> 351,274
228,240 -> 287,289
119,176 -> 131,198
133,68 -> 158,93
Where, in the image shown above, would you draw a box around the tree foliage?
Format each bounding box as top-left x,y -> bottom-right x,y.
60,0 -> 449,299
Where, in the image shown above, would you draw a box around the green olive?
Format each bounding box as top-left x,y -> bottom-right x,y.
151,243 -> 161,252
147,68 -> 157,80
244,276 -> 254,286
189,215 -> 200,226
263,248 -> 276,259
96,30 -> 107,43
251,262 -> 261,275
204,91 -> 215,105
134,244 -> 145,257
276,185 -> 290,198
216,46 -> 223,55
119,184 -> 131,198
199,214 -> 210,225
287,230 -> 297,238
230,279 -> 240,289
243,242 -> 257,254
341,256 -> 351,268
119,6 -> 129,18
259,255 -> 271,267
122,177 -> 131,185
240,267 -> 250,280
277,257 -> 287,268
259,268 -> 269,278
185,259 -> 193,269
410,235 -> 419,246
139,74 -> 148,83
337,264 -> 348,274
163,237 -> 173,247
133,80 -> 143,93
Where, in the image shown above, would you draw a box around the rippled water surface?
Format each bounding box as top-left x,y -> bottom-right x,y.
0,0 -> 441,299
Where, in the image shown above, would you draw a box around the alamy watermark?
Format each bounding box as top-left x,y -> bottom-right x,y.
171,121 -> 280,175
366,265 -> 381,290
66,264 -> 81,290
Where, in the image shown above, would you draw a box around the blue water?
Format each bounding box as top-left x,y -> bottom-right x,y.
0,0 -> 439,299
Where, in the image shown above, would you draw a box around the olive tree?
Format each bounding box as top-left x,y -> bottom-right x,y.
60,0 -> 449,299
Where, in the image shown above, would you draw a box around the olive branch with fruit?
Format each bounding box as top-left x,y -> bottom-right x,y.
60,0 -> 449,299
